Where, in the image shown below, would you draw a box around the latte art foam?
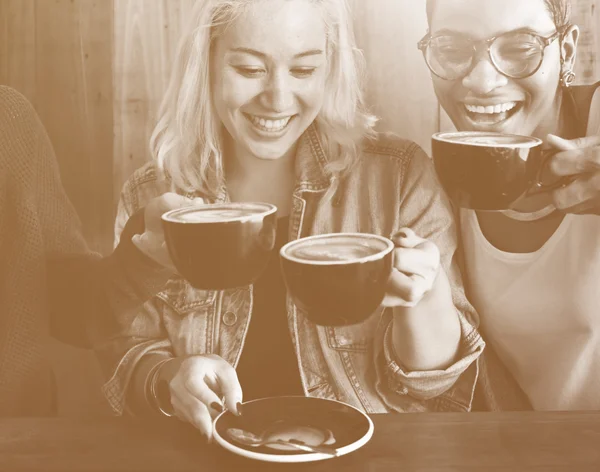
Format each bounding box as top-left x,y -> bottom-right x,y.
437,132 -> 539,148
284,234 -> 391,264
175,208 -> 259,222
289,242 -> 379,262
165,203 -> 275,224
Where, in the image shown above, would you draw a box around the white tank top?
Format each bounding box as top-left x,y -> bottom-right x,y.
460,209 -> 600,410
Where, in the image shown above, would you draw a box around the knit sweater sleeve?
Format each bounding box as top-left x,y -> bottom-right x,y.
0,86 -> 172,349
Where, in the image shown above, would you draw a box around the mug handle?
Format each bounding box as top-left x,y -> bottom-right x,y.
526,148 -> 575,197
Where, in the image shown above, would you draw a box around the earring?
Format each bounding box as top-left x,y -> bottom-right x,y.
560,69 -> 576,88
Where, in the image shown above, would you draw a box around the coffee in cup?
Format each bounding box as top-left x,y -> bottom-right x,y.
431,131 -> 563,211
280,233 -> 394,327
162,202 -> 277,290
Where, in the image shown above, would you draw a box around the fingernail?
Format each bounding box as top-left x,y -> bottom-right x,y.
236,402 -> 243,416
210,402 -> 223,413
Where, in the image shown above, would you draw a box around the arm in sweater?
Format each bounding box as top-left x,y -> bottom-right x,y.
46,211 -> 174,349
0,86 -> 173,349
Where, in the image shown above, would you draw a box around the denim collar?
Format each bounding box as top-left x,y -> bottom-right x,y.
293,122 -> 332,191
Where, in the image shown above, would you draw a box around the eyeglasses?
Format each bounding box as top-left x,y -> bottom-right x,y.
417,29 -> 564,81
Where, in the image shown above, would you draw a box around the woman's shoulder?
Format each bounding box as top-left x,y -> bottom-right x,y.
362,131 -> 424,160
358,131 -> 432,175
123,161 -> 162,189
119,161 -> 170,211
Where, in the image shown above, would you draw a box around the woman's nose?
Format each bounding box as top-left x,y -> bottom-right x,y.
261,72 -> 294,113
462,57 -> 509,95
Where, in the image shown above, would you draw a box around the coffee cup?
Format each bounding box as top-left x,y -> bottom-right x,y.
162,202 -> 277,290
279,233 -> 394,327
431,131 -> 567,210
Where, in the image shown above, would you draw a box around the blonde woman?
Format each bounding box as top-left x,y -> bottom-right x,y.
99,0 -> 484,440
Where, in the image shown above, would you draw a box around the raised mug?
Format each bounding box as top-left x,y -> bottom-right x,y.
162,202 -> 277,290
280,233 -> 394,327
431,131 -> 566,210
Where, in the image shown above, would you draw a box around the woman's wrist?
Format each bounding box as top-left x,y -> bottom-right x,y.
146,358 -> 176,417
391,269 -> 460,371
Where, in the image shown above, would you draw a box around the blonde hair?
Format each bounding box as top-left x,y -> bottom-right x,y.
149,0 -> 377,197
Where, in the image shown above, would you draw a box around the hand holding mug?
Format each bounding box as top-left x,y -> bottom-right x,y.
132,192 -> 205,270
382,228 -> 441,308
161,354 -> 243,441
546,134 -> 600,215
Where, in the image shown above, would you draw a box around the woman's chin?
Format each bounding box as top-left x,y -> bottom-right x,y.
247,145 -> 295,162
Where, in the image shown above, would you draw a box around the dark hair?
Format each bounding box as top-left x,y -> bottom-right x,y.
425,0 -> 571,30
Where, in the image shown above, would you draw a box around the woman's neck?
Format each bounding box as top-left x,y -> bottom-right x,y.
224,138 -> 296,216
532,88 -> 569,141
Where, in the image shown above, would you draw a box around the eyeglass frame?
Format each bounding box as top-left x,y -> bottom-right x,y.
417,27 -> 568,81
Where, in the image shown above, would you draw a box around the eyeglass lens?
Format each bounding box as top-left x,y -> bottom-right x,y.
426,32 -> 545,80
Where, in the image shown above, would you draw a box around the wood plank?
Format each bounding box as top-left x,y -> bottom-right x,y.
572,0 -> 600,84
0,413 -> 599,471
0,0 -> 37,103
350,0 -> 439,155
34,0 -> 114,254
33,0 -> 115,416
112,0 -> 195,215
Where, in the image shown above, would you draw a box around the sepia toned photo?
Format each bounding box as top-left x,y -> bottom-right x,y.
0,0 -> 599,470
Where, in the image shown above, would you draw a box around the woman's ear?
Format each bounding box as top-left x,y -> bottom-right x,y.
561,24 -> 579,73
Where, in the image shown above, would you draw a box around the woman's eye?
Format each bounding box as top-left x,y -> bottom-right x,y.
499,45 -> 539,60
234,67 -> 266,78
291,67 -> 317,78
433,46 -> 472,65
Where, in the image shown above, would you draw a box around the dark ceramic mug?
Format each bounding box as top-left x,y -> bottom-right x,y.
279,233 -> 394,327
431,131 -> 568,210
162,202 -> 277,290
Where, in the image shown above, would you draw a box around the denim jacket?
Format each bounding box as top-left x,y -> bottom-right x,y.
99,125 -> 484,415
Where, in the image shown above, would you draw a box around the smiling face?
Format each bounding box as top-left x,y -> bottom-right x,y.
428,0 -> 566,138
211,0 -> 328,163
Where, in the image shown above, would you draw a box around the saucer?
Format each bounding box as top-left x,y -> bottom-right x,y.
212,396 -> 373,463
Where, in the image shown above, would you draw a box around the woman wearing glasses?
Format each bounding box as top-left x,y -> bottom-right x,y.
420,0 -> 600,411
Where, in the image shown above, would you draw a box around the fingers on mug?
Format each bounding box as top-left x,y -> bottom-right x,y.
527,149 -> 576,196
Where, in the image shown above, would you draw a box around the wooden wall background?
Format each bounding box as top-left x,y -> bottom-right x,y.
0,0 -> 598,415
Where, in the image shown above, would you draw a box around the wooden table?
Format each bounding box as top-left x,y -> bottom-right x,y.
0,412 -> 598,471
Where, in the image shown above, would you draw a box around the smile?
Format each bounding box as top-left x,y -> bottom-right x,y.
463,102 -> 522,125
244,113 -> 294,133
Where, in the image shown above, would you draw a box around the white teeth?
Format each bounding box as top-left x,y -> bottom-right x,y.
248,114 -> 292,132
465,102 -> 517,114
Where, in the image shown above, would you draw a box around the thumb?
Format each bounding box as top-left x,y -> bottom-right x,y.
191,197 -> 206,206
391,227 -> 423,248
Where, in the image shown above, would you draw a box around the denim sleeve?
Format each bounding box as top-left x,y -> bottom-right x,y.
375,144 -> 485,411
98,303 -> 173,416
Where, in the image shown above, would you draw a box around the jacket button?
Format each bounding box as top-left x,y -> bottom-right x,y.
222,311 -> 238,326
